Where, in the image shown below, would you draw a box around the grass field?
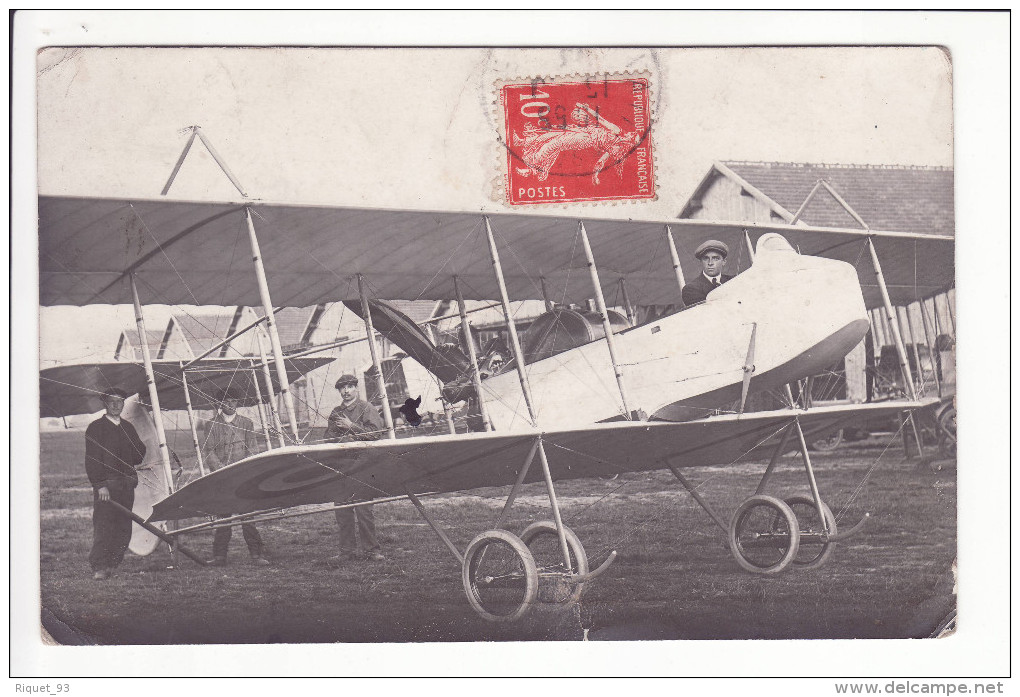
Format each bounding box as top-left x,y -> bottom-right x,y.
39,427 -> 956,644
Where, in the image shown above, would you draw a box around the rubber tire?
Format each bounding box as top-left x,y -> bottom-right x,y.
729,495 -> 801,575
519,521 -> 589,606
462,529 -> 538,623
784,495 -> 837,570
809,428 -> 844,452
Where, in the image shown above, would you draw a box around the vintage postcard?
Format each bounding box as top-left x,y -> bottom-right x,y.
12,9 -> 1009,685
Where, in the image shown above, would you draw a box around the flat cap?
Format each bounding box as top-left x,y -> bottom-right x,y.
694,240 -> 729,259
101,387 -> 129,400
335,373 -> 358,389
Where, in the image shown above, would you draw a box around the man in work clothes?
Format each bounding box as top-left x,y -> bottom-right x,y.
681,239 -> 735,307
325,373 -> 386,562
203,395 -> 270,566
84,388 -> 146,580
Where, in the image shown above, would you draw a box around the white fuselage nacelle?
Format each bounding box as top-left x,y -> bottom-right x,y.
480,234 -> 870,430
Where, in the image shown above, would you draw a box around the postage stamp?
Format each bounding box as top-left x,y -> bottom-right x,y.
499,74 -> 655,206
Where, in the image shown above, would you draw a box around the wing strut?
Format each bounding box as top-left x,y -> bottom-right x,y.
867,238 -> 924,456
454,276 -> 493,431
130,275 -> 176,495
358,274 -> 397,440
255,327 -> 287,448
738,323 -> 757,415
665,225 -> 687,300
249,358 -> 275,450
918,298 -> 943,397
483,216 -> 538,426
619,277 -> 637,325
179,364 -> 207,477
579,221 -> 633,419
867,238 -> 917,400
246,208 -> 299,441
743,229 -> 757,262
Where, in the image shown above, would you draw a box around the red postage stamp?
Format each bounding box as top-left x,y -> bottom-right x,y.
500,75 -> 655,206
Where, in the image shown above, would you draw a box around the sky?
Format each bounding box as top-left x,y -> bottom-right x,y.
35,43 -> 954,364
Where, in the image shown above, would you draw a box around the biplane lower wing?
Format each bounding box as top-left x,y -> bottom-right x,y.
149,401 -> 921,521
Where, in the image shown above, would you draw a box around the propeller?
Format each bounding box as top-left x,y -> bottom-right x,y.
739,323 -> 757,415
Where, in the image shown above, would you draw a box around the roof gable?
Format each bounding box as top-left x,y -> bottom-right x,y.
173,312 -> 238,356
719,162 -> 954,235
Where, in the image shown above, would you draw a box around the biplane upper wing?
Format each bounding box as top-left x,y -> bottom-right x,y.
149,401 -> 923,521
40,356 -> 333,417
39,196 -> 954,310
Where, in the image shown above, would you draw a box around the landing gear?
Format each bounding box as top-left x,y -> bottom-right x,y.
785,495 -> 837,569
728,495 -> 801,574
418,438 -> 614,623
462,529 -> 538,622
520,521 -> 589,605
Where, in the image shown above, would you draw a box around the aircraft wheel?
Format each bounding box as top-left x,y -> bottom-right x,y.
519,521 -> 589,606
809,428 -> 844,452
729,495 -> 800,575
462,529 -> 538,622
785,495 -> 837,570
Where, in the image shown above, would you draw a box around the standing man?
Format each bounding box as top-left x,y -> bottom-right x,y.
681,240 -> 734,307
203,394 -> 270,566
325,374 -> 386,562
84,388 -> 146,580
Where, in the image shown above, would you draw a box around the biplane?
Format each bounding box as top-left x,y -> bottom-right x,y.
38,190 -> 954,622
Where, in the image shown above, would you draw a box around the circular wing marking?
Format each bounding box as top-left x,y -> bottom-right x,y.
234,460 -> 348,500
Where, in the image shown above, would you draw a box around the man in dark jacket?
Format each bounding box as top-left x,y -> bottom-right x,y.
325,373 -> 386,562
84,388 -> 146,579
202,395 -> 270,566
681,239 -> 735,307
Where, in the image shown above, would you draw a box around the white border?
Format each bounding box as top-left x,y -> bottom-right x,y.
11,9 -> 1011,686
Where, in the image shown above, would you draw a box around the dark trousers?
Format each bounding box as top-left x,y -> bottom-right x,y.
334,505 -> 378,553
89,481 -> 136,572
212,521 -> 263,558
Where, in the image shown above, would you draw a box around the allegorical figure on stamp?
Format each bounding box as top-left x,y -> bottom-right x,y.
84,388 -> 145,580
514,102 -> 640,185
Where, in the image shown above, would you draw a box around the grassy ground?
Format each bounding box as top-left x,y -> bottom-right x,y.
40,428 -> 956,644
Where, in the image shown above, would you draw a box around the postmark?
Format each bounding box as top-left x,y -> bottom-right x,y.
499,74 -> 655,206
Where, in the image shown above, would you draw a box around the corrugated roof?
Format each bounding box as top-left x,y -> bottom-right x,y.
174,312 -> 237,356
718,162 -> 954,235
387,300 -> 441,327
115,327 -> 167,358
271,307 -> 316,350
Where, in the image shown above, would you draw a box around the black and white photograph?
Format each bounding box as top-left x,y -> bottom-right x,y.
11,9 -> 1009,685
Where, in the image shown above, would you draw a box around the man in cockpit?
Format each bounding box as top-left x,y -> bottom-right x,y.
681,240 -> 734,307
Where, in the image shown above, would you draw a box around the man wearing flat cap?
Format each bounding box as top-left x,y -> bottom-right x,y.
681,240 -> 734,308
84,388 -> 146,580
202,392 -> 270,566
325,373 -> 386,562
